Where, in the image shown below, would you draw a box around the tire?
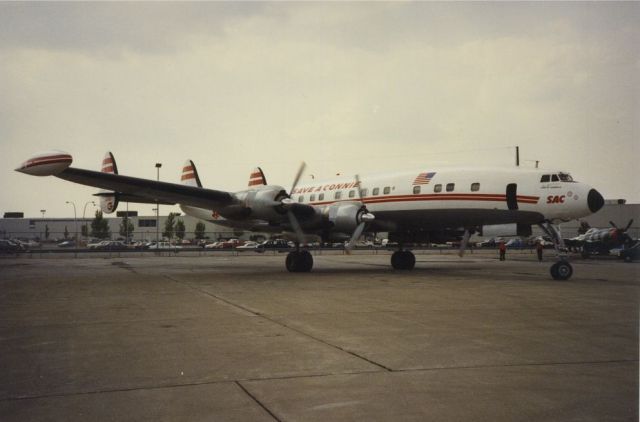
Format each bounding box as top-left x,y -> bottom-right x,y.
286,250 -> 313,272
391,250 -> 415,270
550,261 -> 573,280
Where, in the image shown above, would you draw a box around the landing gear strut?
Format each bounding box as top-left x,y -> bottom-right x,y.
391,249 -> 415,270
538,221 -> 573,281
286,250 -> 313,272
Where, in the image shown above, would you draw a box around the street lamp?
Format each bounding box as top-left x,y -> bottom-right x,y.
82,201 -> 96,244
65,201 -> 77,248
40,209 -> 46,218
155,163 -> 162,244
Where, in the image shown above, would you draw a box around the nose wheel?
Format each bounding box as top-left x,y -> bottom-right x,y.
550,260 -> 573,280
391,250 -> 415,270
539,222 -> 573,281
286,250 -> 313,272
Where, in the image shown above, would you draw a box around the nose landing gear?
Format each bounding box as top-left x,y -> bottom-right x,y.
539,222 -> 573,281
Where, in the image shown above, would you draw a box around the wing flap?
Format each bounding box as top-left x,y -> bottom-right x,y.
57,167 -> 235,210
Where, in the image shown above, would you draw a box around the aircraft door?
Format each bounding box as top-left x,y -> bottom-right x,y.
506,183 -> 518,210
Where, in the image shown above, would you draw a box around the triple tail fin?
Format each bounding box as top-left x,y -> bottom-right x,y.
248,167 -> 267,187
181,160 -> 202,188
99,152 -> 119,214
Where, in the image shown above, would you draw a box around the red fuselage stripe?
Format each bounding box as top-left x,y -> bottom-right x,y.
302,193 -> 539,207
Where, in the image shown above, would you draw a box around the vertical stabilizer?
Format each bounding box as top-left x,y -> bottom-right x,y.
248,167 -> 267,187
99,152 -> 119,213
181,160 -> 202,187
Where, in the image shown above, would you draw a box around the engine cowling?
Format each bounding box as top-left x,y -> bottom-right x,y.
325,202 -> 371,234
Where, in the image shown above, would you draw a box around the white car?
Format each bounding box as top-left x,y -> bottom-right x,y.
236,241 -> 259,250
148,242 -> 181,250
88,240 -> 110,249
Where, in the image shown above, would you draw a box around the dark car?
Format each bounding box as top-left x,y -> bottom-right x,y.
618,241 -> 640,262
0,239 -> 25,253
256,239 -> 292,252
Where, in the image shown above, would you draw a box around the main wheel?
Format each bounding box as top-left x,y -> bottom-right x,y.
285,250 -> 314,273
550,261 -> 573,280
391,250 -> 416,270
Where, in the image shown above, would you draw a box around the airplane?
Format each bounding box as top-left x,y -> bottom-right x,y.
15,150 -> 605,280
565,220 -> 635,258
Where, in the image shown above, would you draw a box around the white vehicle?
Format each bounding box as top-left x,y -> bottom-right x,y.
87,240 -> 110,249
236,241 -> 259,250
148,241 -> 181,250
16,151 -> 605,279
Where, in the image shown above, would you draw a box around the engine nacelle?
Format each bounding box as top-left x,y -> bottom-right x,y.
99,194 -> 119,214
325,202 -> 367,234
232,186 -> 287,221
481,223 -> 531,237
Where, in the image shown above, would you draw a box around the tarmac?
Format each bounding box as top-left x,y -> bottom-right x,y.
0,250 -> 638,421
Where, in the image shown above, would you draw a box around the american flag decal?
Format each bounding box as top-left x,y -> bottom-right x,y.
413,172 -> 436,185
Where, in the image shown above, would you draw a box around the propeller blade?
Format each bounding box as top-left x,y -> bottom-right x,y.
289,161 -> 306,196
286,210 -> 306,245
345,222 -> 366,255
624,219 -> 634,232
609,220 -> 619,229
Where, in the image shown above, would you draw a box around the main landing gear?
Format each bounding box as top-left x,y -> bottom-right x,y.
539,221 -> 573,281
285,249 -> 313,272
391,249 -> 415,270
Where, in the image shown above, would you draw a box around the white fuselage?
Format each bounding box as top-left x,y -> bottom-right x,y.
181,166 -> 600,233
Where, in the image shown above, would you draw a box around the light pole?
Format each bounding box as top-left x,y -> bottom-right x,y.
65,201 -> 77,248
82,201 -> 96,244
40,209 -> 46,218
155,163 -> 162,244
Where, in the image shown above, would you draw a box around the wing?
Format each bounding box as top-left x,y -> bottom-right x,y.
57,167 -> 235,210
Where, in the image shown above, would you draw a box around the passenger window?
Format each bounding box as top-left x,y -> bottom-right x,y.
360,188 -> 368,197
348,190 -> 355,198
298,195 -> 304,203
471,183 -> 480,192
551,174 -> 559,182
372,187 -> 380,196
310,194 -> 316,202
540,175 -> 550,183
434,184 -> 442,193
318,193 -> 324,201
383,186 -> 391,194
446,183 -> 455,192
335,191 -> 342,200
413,185 -> 421,194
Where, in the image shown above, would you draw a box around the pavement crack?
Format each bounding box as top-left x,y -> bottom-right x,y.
162,275 -> 392,372
236,381 -> 282,422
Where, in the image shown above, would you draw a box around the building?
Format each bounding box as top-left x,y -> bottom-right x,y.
0,214 -> 242,242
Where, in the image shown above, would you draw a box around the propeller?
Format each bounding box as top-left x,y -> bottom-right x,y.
608,219 -> 634,247
281,162 -> 307,245
345,174 -> 375,254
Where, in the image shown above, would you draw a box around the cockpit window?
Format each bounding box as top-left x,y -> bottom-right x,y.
551,174 -> 559,182
540,175 -> 550,183
558,172 -> 574,182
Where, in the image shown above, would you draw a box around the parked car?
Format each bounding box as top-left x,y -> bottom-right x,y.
148,242 -> 181,251
0,239 -> 25,253
88,240 -> 109,249
204,241 -> 222,249
256,239 -> 292,252
57,240 -> 76,248
236,241 -> 259,251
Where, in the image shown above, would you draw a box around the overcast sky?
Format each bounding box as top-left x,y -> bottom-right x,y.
1,2 -> 638,218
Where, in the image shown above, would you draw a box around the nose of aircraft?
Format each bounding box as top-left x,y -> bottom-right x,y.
587,189 -> 604,213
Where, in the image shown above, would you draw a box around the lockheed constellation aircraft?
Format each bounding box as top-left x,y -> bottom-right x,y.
16,151 -> 605,280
